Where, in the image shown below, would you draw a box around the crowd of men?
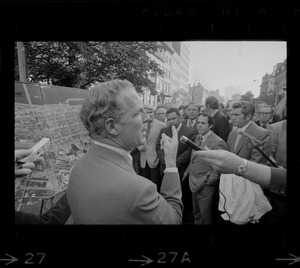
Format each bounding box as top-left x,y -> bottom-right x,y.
129,94 -> 286,225
15,79 -> 287,225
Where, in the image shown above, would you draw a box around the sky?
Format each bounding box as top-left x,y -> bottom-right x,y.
188,41 -> 287,98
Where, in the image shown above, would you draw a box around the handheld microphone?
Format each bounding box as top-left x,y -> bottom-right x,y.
236,129 -> 263,145
180,136 -> 202,151
236,129 -> 278,167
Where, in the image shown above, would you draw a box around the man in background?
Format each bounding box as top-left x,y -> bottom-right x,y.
67,80 -> 183,224
155,105 -> 167,124
256,104 -> 274,129
156,108 -> 197,224
138,104 -> 166,191
188,112 -> 228,224
205,96 -> 230,142
182,102 -> 201,132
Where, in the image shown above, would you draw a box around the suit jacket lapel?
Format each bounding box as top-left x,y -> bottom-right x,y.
234,134 -> 247,154
202,132 -> 216,150
228,129 -> 237,153
190,133 -> 213,161
235,122 -> 254,155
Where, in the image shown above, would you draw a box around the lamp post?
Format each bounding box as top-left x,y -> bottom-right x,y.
16,42 -> 27,82
17,42 -> 33,106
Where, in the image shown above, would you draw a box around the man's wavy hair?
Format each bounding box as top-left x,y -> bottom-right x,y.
198,112 -> 214,127
80,79 -> 134,139
232,101 -> 255,119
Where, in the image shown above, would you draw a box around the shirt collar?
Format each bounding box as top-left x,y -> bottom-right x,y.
176,122 -> 182,132
188,118 -> 196,123
93,140 -> 133,165
259,121 -> 269,127
211,109 -> 218,117
238,121 -> 252,134
201,130 -> 212,141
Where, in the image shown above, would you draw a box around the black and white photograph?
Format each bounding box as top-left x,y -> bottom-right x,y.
6,1 -> 299,266
14,41 -> 287,226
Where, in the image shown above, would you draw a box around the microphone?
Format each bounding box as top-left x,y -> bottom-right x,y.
180,136 -> 202,151
236,129 -> 278,168
236,129 -> 263,145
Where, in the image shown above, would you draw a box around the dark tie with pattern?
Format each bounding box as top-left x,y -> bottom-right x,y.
189,120 -> 194,128
197,135 -> 203,148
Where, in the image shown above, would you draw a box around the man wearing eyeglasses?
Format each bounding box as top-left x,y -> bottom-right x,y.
256,105 -> 273,129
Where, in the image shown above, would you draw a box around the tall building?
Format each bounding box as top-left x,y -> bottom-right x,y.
171,42 -> 181,94
260,73 -> 269,96
259,59 -> 286,105
143,41 -> 190,107
273,59 -> 286,105
260,73 -> 275,96
180,42 -> 190,93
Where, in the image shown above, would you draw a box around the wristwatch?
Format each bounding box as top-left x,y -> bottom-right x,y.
236,158 -> 248,176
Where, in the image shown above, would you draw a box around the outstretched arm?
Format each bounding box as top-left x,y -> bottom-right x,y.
193,149 -> 286,190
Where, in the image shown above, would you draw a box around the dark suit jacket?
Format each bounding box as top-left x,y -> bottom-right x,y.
15,192 -> 71,224
189,132 -> 228,192
156,124 -> 197,179
227,121 -> 272,165
182,119 -> 198,132
212,111 -> 230,142
256,121 -> 269,128
67,143 -> 183,224
270,167 -> 286,197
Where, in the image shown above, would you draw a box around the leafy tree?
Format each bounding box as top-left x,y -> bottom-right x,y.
257,90 -> 276,106
171,88 -> 190,106
16,42 -> 164,94
240,90 -> 255,103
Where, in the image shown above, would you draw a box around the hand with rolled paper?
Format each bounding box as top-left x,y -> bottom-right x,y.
15,149 -> 43,177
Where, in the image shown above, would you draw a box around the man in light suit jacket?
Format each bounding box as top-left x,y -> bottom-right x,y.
156,108 -> 197,224
138,104 -> 166,191
188,113 -> 228,224
67,80 -> 183,224
260,118 -> 287,225
268,119 -> 286,169
221,101 -> 272,224
227,101 -> 272,165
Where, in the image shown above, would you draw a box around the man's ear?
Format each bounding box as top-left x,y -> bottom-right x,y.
105,118 -> 120,136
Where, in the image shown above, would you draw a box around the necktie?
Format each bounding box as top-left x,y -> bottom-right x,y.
197,135 -> 203,147
189,120 -> 194,128
234,131 -> 242,151
146,121 -> 152,140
